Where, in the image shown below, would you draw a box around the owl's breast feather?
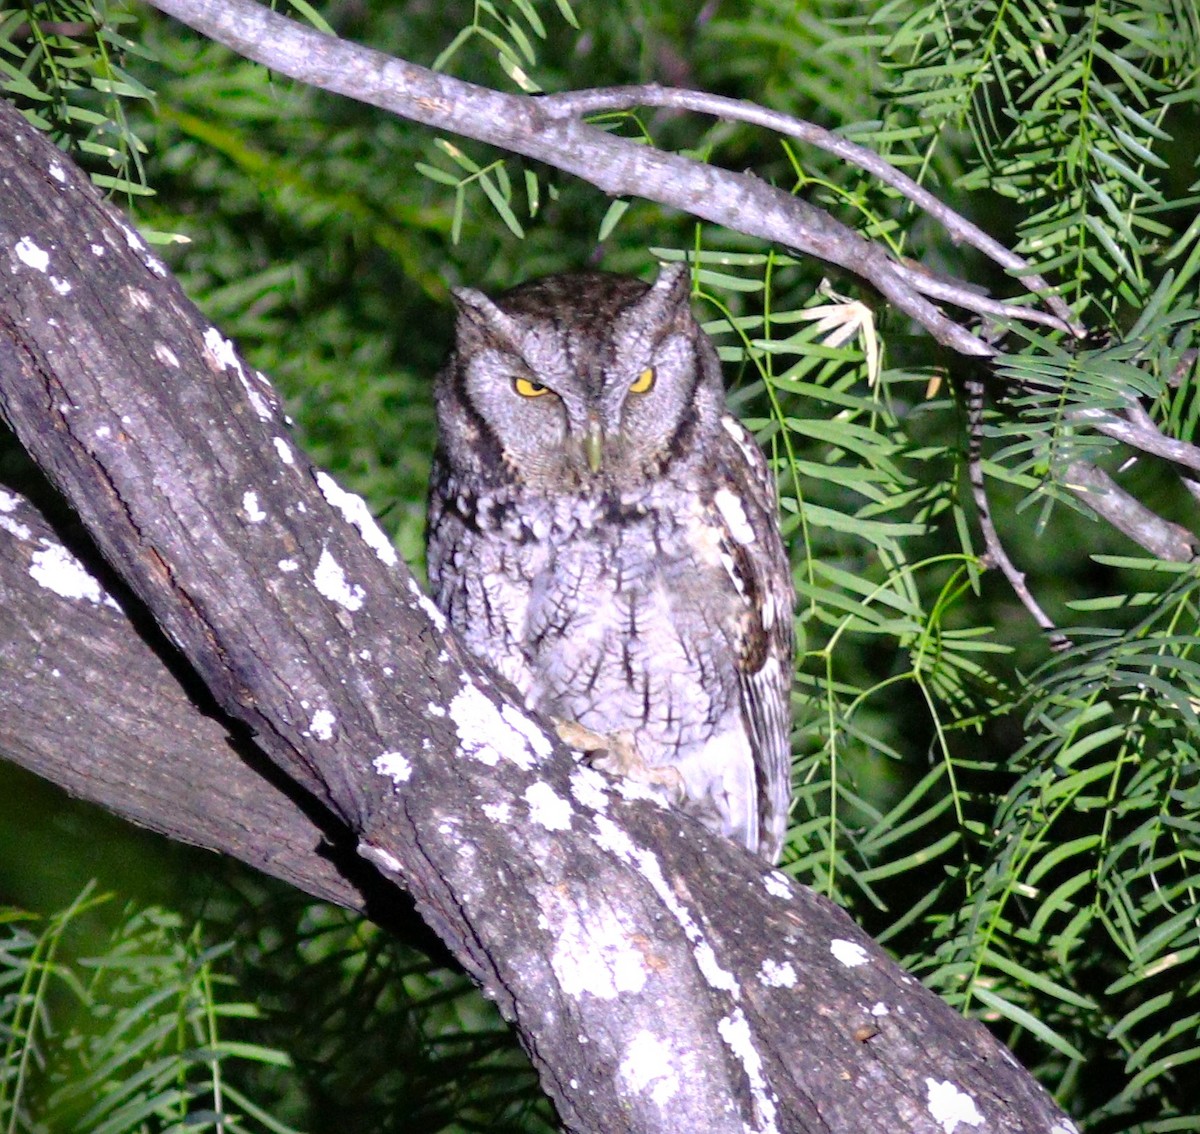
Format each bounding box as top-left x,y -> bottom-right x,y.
522,498 -> 743,749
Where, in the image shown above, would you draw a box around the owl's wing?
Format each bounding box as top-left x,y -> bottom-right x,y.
715,415 -> 796,864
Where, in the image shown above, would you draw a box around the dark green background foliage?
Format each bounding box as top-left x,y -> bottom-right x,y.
2,0 -> 1199,1130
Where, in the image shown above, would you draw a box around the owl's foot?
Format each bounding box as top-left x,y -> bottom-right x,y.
554,720 -> 685,802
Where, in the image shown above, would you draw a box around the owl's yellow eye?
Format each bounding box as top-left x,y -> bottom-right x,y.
629,367 -> 655,394
513,376 -> 551,398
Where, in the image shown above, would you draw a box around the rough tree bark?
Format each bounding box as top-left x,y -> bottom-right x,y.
0,101 -> 1077,1134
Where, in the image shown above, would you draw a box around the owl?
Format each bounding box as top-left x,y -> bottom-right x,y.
426,264 -> 794,863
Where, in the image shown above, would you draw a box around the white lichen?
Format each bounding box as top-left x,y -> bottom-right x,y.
242,491 -> 267,523
14,237 -> 49,273
273,436 -> 295,466
49,276 -> 71,295
590,815 -> 739,995
125,286 -> 153,311
717,1009 -> 779,1134
551,904 -> 647,999
925,1079 -> 984,1133
762,871 -> 792,900
316,470 -> 398,566
591,812 -> 637,858
0,514 -> 31,541
120,222 -> 146,251
308,708 -> 336,741
830,939 -> 870,968
374,751 -> 412,784
758,959 -> 797,988
236,370 -> 273,422
619,1031 -> 680,1108
482,801 -> 512,824
524,781 -> 572,831
278,558 -> 299,573
154,342 -> 180,369
202,327 -> 242,374
29,541 -> 119,609
407,576 -> 448,630
870,1002 -> 890,1017
500,703 -> 553,759
313,547 -> 365,612
0,491 -> 31,541
48,161 -> 66,182
447,684 -> 540,770
568,765 -> 610,812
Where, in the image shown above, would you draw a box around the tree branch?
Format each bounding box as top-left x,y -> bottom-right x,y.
0,98 -> 1073,1132
0,482 -> 371,915
964,375 -> 1071,650
537,84 -> 1082,336
1059,460 -> 1199,562
1072,403 -> 1200,476
141,0 -> 1008,359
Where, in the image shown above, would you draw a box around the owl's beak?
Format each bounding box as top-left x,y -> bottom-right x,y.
584,416 -> 604,473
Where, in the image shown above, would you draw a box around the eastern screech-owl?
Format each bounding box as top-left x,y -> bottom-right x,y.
426,263 -> 794,862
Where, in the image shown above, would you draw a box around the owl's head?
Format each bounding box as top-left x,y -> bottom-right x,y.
433,264 -> 726,493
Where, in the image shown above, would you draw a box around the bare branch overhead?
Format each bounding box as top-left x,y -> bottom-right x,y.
142,0 -> 1037,357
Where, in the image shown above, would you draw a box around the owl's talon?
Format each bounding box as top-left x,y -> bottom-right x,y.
555,720 -> 685,804
554,719 -> 609,753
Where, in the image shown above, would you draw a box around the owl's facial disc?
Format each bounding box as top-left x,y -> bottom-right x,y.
442,268 -> 723,491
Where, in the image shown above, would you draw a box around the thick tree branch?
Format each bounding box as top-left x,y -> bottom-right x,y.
0,483 -> 368,914
0,99 -> 1073,1133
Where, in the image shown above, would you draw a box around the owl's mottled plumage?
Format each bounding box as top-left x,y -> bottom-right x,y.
426,264 -> 794,862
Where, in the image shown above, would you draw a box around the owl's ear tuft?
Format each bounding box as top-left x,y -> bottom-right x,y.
629,262 -> 693,331
652,262 -> 692,304
452,286 -> 522,349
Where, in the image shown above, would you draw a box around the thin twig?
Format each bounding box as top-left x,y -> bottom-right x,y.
1071,405 -> 1200,475
889,261 -> 1075,331
1061,461 -> 1198,562
539,84 -> 1084,337
966,371 -> 1071,649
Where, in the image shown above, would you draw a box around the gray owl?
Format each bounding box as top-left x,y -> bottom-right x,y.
426,264 -> 794,863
